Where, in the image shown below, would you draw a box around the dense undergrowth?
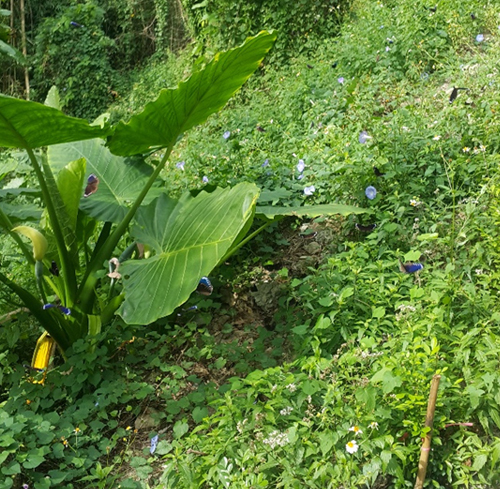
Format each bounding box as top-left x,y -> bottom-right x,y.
2,0 -> 500,487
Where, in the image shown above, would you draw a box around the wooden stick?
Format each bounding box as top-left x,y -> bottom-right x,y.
414,374 -> 441,489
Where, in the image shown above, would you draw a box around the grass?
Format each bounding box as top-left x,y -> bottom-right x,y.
2,0 -> 500,487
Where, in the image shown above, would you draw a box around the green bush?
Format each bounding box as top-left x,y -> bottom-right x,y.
32,2 -> 117,119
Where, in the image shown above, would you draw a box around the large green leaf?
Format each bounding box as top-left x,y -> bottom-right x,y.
56,158 -> 86,231
0,202 -> 41,222
107,31 -> 276,156
255,203 -> 369,219
0,95 -> 108,149
0,39 -> 25,65
0,188 -> 41,198
118,183 -> 259,324
48,139 -> 163,223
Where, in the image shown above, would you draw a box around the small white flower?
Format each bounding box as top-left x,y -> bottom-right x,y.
433,135 -> 441,141
346,440 -> 359,454
476,34 -> 484,43
286,383 -> 297,392
475,269 -> 484,275
202,176 -> 209,183
297,159 -> 305,172
263,430 -> 289,449
223,131 -> 231,139
176,161 -> 185,171
349,425 -> 363,436
304,185 -> 316,196
462,147 -> 470,153
385,46 -> 390,52
359,131 -> 372,144
369,422 -> 379,430
280,406 -> 293,416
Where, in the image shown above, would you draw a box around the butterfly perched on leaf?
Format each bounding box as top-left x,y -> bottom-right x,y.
84,174 -> 99,197
196,277 -> 213,296
373,167 -> 385,177
399,259 -> 424,273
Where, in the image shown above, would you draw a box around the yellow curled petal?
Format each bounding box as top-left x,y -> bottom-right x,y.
12,225 -> 48,260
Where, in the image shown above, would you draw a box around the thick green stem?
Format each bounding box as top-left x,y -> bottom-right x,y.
25,147 -> 77,304
0,270 -> 72,350
77,145 -> 174,311
220,219 -> 277,263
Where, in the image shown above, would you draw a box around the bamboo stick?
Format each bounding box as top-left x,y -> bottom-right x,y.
414,374 -> 441,489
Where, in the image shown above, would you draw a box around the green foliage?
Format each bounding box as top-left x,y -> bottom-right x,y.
0,32 -> 279,353
32,2 -> 118,119
183,0 -> 353,60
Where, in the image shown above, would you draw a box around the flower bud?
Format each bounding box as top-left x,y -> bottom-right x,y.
12,226 -> 48,260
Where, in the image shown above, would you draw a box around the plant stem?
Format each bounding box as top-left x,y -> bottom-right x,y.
220,219 -> 276,263
414,374 -> 441,489
26,147 -> 77,304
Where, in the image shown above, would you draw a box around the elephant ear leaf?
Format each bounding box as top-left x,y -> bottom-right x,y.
0,95 -> 108,149
118,183 -> 259,324
107,30 -> 276,156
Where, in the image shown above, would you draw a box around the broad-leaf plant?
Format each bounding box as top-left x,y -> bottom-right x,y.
0,31 -> 366,360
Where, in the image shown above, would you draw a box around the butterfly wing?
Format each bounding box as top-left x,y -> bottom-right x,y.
399,260 -> 424,273
84,174 -> 99,197
196,277 -> 213,296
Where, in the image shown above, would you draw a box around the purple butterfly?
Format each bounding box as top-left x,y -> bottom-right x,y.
196,277 -> 213,296
150,435 -> 159,454
43,304 -> 71,315
399,260 -> 424,273
84,174 -> 99,197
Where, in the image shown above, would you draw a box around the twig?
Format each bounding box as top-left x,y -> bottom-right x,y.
414,374 -> 441,489
0,307 -> 29,324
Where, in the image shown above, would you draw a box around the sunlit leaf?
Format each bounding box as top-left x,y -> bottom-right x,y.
118,183 -> 259,324
0,95 -> 108,149
255,203 -> 368,219
107,31 -> 276,156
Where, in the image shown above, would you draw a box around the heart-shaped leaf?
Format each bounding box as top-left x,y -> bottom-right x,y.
48,139 -> 163,223
107,31 -> 276,156
118,183 -> 259,324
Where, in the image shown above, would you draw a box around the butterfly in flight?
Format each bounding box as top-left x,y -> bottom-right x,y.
84,174 -> 99,197
399,259 -> 424,273
196,277 -> 213,296
449,87 -> 469,104
355,223 -> 377,232
43,303 -> 71,315
49,260 -> 59,276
